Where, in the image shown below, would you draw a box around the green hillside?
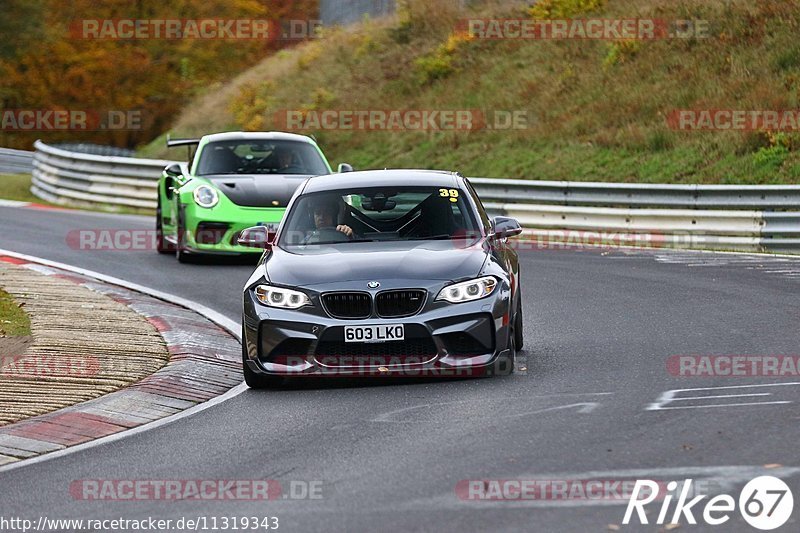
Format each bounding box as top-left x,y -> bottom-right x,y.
141,0 -> 800,184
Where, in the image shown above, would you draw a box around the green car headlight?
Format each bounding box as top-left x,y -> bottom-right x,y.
193,185 -> 219,208
255,284 -> 311,309
436,276 -> 497,304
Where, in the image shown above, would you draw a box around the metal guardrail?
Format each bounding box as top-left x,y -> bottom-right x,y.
0,148 -> 34,174
24,141 -> 800,254
480,201 -> 800,254
52,143 -> 135,158
31,140 -> 172,210
472,178 -> 800,253
469,178 -> 800,210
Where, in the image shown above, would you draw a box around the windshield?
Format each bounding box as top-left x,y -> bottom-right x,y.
196,140 -> 330,176
279,186 -> 481,248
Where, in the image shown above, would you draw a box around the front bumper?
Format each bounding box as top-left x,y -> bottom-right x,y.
180,204 -> 285,255
242,282 -> 513,378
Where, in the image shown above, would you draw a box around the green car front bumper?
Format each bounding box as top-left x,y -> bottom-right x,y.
178,202 -> 285,255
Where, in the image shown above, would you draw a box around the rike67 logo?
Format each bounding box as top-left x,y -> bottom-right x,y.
623,476 -> 794,530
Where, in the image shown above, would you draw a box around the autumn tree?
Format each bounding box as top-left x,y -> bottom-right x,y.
0,0 -> 319,149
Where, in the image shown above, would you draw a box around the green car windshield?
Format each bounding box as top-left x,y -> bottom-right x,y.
196,140 -> 329,176
279,186 -> 481,247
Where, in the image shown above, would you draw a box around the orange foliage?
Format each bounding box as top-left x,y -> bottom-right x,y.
0,0 -> 319,149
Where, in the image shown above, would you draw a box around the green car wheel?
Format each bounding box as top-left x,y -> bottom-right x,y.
175,206 -> 192,264
156,198 -> 175,254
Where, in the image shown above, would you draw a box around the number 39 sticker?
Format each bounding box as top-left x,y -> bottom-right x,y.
739,476 -> 794,530
439,188 -> 459,203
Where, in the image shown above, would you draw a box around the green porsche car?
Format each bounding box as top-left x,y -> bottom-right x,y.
156,131 -> 349,262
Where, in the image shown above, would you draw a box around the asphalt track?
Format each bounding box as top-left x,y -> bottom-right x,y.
0,204 -> 799,532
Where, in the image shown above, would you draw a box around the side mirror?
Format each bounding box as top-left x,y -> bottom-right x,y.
491,216 -> 523,239
238,226 -> 275,249
337,163 -> 354,173
165,163 -> 182,177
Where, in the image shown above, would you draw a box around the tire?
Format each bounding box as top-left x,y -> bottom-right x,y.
175,206 -> 192,263
514,301 -> 524,350
242,325 -> 285,389
156,198 -> 175,254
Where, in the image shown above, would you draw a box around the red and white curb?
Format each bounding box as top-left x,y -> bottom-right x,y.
0,199 -> 65,210
0,251 -> 246,472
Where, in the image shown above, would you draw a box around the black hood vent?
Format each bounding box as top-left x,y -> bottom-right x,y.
207,174 -> 308,208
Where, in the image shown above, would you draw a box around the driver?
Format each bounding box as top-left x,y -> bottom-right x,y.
273,147 -> 302,172
276,148 -> 294,169
307,197 -> 354,239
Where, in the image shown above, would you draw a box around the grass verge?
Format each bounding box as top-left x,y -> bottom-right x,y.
0,173 -> 55,205
0,287 -> 30,337
140,0 -> 800,184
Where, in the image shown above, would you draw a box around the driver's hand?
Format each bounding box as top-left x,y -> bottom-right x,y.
337,225 -> 354,237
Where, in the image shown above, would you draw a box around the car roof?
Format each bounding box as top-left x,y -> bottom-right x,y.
201,131 -> 317,144
302,169 -> 460,193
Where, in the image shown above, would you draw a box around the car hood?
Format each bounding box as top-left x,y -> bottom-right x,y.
266,240 -> 488,287
205,174 -> 312,208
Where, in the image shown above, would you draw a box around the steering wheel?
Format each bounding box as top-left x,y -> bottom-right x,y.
304,227 -> 351,244
279,164 -> 305,174
238,156 -> 269,173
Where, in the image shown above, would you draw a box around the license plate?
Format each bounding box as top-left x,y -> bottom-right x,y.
344,324 -> 404,343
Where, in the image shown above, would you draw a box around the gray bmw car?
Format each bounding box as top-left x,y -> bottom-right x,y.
239,169 -> 524,388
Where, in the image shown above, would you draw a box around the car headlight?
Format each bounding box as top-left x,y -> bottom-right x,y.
193,186 -> 219,208
255,284 -> 311,309
436,276 -> 498,303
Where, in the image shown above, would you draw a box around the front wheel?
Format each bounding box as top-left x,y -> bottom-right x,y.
175,206 -> 193,263
156,198 -> 175,254
514,302 -> 524,350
